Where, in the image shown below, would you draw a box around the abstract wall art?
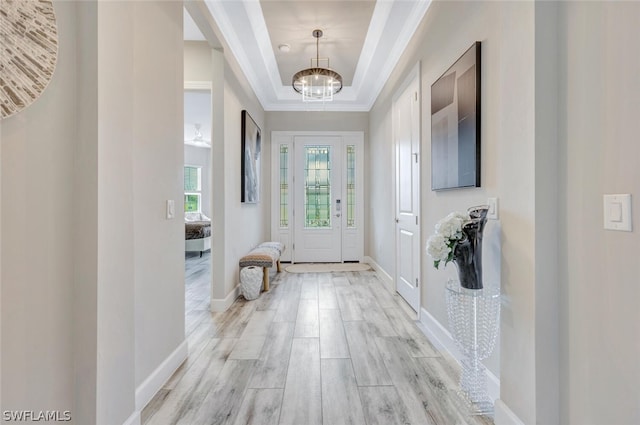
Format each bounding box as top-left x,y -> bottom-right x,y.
241,110 -> 261,203
431,42 -> 481,190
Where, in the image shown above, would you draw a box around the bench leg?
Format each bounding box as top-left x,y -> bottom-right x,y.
276,260 -> 282,273
263,267 -> 270,292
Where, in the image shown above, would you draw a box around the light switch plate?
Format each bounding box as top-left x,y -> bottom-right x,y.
166,200 -> 175,219
603,194 -> 632,231
487,197 -> 498,220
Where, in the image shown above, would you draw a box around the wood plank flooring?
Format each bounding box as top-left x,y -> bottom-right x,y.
142,252 -> 494,425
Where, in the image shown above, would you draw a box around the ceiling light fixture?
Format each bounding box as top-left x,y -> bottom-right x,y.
193,123 -> 203,141
185,123 -> 210,147
292,29 -> 343,102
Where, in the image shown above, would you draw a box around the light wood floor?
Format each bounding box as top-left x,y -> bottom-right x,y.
142,252 -> 494,425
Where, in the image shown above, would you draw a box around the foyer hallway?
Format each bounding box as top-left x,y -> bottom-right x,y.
142,253 -> 493,425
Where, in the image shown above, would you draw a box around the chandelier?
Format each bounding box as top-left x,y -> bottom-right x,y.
292,29 -> 343,102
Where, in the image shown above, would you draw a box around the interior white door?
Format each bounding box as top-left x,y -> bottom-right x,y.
294,136 -> 342,262
394,65 -> 421,313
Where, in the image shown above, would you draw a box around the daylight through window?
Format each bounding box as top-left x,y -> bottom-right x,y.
184,166 -> 202,212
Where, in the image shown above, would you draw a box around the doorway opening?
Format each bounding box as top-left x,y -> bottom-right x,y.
183,83 -> 212,329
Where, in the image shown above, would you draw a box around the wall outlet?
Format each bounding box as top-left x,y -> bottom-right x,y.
487,197 -> 498,220
166,200 -> 175,219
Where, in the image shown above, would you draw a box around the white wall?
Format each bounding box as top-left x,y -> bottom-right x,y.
1,0 -> 77,417
368,1 -> 539,422
558,2 -> 640,424
132,0 -> 185,395
95,2 -> 137,423
2,2 -> 185,423
184,41 -> 213,81
266,112 -> 369,133
370,0 -> 512,384
534,3 -> 560,424
184,41 -> 266,305
370,2 -> 640,424
368,107 -> 395,275
74,2 -> 99,421
222,64 -> 266,298
495,4 -> 537,422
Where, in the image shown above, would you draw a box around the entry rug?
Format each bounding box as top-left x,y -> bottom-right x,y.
285,263 -> 371,273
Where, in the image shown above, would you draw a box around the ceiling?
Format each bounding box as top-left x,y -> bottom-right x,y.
184,0 -> 432,112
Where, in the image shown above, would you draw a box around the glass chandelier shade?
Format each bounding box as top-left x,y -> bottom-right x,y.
292,29 -> 343,102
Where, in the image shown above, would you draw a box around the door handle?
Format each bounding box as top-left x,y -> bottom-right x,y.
395,218 -> 399,223
335,213 -> 341,217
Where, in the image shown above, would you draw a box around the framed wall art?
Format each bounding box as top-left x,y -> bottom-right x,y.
241,110 -> 261,203
431,42 -> 481,190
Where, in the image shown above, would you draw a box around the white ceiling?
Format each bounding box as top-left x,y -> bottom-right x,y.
185,0 -> 432,112
261,1 -> 376,87
183,9 -> 206,41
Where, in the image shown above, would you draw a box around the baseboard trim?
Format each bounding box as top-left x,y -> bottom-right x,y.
210,285 -> 240,312
363,256 -> 394,293
419,307 -> 500,403
122,411 -> 141,425
135,340 -> 188,412
494,399 -> 525,425
417,307 -> 462,357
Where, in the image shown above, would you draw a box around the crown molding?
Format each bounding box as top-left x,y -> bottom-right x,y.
201,0 -> 432,112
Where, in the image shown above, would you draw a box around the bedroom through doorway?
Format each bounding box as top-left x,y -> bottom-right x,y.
183,82 -> 212,330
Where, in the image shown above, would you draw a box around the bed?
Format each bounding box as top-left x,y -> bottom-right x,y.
185,212 -> 211,256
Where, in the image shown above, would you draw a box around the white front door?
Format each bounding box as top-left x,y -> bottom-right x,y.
394,64 -> 421,313
271,131 -> 364,264
293,136 -> 342,263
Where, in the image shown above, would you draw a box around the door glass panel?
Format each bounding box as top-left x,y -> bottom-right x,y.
280,145 -> 289,227
346,145 -> 356,228
304,146 -> 331,228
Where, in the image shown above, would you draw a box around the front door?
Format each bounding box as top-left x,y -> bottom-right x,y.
394,65 -> 421,313
293,136 -> 342,262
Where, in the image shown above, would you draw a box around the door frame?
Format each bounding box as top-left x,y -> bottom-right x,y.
271,131 -> 364,263
184,80 -> 214,306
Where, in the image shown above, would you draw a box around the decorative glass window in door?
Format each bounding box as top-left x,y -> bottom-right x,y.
346,145 -> 356,228
279,145 -> 289,227
304,146 -> 331,228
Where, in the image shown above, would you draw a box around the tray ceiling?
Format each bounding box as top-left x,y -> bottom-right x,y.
186,0 -> 432,111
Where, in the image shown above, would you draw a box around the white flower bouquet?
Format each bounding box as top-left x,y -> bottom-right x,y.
426,211 -> 470,269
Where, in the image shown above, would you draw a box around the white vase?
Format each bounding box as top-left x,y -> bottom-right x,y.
240,266 -> 263,300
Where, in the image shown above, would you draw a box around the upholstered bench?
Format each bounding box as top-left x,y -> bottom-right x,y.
238,242 -> 284,292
